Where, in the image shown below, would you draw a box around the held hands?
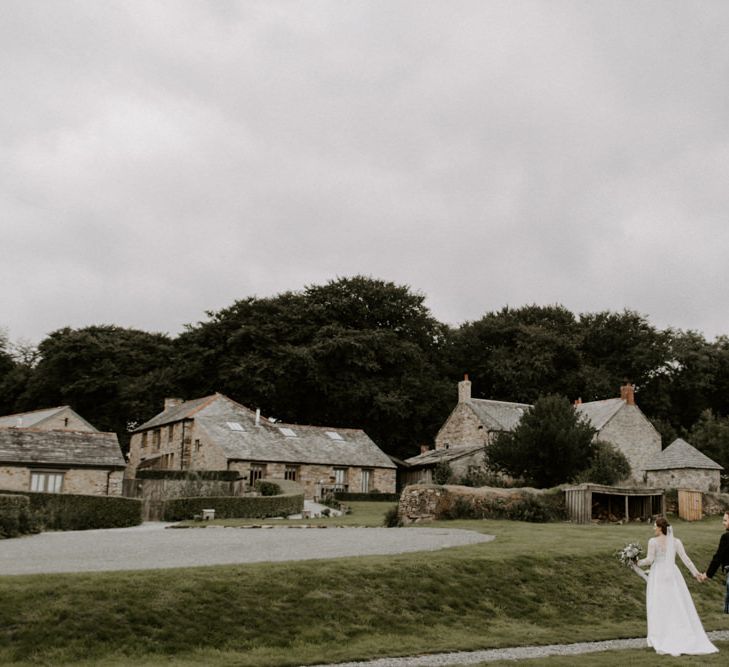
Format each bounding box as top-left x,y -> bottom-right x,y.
694,572 -> 708,582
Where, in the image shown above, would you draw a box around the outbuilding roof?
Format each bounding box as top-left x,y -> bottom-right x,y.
644,438 -> 723,471
0,428 -> 125,468
403,444 -> 483,468
0,406 -> 98,431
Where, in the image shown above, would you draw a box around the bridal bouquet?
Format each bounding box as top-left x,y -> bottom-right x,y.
616,542 -> 644,567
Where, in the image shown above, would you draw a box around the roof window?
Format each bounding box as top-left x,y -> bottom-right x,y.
226,422 -> 244,431
325,431 -> 343,440
278,427 -> 297,437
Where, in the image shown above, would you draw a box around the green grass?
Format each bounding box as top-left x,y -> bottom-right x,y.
1,515 -> 727,665
175,500 -> 396,528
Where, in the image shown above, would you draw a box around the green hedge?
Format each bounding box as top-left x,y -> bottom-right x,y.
0,494 -> 40,538
0,490 -> 143,531
163,493 -> 304,521
334,492 -> 400,502
136,470 -> 241,481
437,488 -> 567,523
254,480 -> 281,496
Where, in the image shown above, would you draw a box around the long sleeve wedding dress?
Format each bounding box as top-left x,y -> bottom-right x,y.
637,528 -> 718,656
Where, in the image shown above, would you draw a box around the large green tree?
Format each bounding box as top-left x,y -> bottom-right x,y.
174,276 -> 452,458
487,394 -> 597,487
688,409 -> 729,486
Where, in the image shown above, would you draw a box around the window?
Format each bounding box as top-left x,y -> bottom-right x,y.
250,464 -> 266,484
361,469 -> 372,493
141,432 -> 148,449
278,427 -> 297,437
284,465 -> 299,481
195,439 -> 201,452
30,471 -> 64,493
152,429 -> 161,451
226,422 -> 244,431
167,424 -> 174,441
325,431 -> 343,441
333,468 -> 348,486
63,417 -> 69,427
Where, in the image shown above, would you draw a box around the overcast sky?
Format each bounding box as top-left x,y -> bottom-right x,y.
3,1 -> 729,346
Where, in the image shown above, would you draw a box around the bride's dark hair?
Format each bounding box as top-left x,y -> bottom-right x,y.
655,515 -> 670,535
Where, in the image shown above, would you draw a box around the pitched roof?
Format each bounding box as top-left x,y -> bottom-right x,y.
0,406 -> 98,431
139,393 -> 395,469
468,399 -> 531,431
644,438 -> 723,471
575,398 -> 625,430
404,444 -> 484,467
0,428 -> 125,468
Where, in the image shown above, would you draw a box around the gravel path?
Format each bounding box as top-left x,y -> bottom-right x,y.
306,631 -> 729,666
0,523 -> 493,575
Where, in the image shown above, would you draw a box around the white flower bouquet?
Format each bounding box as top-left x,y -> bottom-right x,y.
617,542 -> 644,567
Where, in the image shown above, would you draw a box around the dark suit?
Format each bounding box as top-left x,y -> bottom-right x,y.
706,530 -> 729,613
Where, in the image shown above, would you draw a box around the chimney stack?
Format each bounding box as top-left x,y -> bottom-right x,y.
164,398 -> 184,411
574,397 -> 582,406
620,383 -> 635,405
420,444 -> 430,455
458,374 -> 472,403
255,408 -> 261,426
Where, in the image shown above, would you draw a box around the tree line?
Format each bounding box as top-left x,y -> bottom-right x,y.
2,275 -> 729,468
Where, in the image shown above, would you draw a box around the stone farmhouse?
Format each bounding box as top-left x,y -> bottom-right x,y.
645,438 -> 723,492
125,393 -> 396,499
0,406 -> 126,495
405,376 -> 667,486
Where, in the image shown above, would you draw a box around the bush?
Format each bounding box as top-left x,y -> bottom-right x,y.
383,506 -> 402,527
136,470 -> 241,481
0,490 -> 142,531
0,494 -> 40,538
573,440 -> 631,486
334,492 -> 400,502
432,461 -> 453,485
163,493 -> 304,521
255,480 -> 282,496
438,488 -> 566,523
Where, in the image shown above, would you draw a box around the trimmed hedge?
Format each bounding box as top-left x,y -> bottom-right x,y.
335,492 -> 400,502
0,490 -> 143,531
437,487 -> 567,523
163,493 -> 304,521
0,494 -> 39,538
255,480 -> 282,496
136,470 -> 241,481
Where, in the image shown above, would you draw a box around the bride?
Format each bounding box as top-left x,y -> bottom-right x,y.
636,515 -> 718,656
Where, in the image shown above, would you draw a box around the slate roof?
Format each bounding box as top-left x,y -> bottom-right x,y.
0,428 -> 126,468
0,406 -> 98,431
138,393 -> 395,469
644,438 -> 723,471
468,399 -> 531,431
575,399 -> 625,431
404,444 -> 483,467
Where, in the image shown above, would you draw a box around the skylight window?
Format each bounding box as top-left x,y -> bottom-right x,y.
278,427 -> 297,437
325,431 -> 343,441
226,422 -> 244,431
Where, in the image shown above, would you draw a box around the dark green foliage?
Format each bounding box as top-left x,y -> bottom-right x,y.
162,493 -> 304,521
334,492 -> 400,502
456,467 -> 506,488
0,491 -> 142,530
438,489 -> 566,522
0,494 -> 39,538
573,440 -> 632,486
432,461 -> 453,485
136,469 -> 241,481
488,394 -> 596,487
689,409 -> 729,488
254,480 -> 282,496
383,505 -> 402,527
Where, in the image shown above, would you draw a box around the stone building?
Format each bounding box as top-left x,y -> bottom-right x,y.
414,376 -> 661,485
400,444 -> 484,486
125,393 -> 396,499
644,438 -> 723,492
0,407 -> 126,495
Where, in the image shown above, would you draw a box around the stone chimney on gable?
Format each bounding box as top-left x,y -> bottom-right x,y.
458,374 -> 472,403
164,398 -> 184,411
620,383 -> 635,405
574,397 -> 582,406
420,444 -> 431,455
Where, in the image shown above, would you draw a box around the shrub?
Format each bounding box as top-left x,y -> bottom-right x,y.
573,440 -> 631,486
0,494 -> 40,538
438,488 -> 566,523
0,490 -> 142,531
432,461 -> 453,485
334,492 -> 400,502
255,480 -> 282,496
383,506 -> 402,527
163,493 -> 304,521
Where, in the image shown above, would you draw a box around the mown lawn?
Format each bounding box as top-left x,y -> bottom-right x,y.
1,510 -> 727,666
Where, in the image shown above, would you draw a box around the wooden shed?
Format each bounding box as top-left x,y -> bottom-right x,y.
564,483 -> 665,524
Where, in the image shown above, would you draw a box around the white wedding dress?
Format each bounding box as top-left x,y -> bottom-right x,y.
637,528 -> 718,656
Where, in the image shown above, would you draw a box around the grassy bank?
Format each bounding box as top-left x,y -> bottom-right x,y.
1,516 -> 727,665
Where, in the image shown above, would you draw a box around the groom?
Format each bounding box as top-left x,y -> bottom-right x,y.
701,511 -> 729,612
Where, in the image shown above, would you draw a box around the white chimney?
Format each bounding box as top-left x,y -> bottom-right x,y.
255,408 -> 260,426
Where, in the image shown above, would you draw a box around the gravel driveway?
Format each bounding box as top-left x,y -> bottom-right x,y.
0,523 -> 493,575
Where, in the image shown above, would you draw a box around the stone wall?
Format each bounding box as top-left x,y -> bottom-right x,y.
646,468 -> 721,493
0,465 -> 123,496
598,404 -> 661,483
434,404 -> 493,450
